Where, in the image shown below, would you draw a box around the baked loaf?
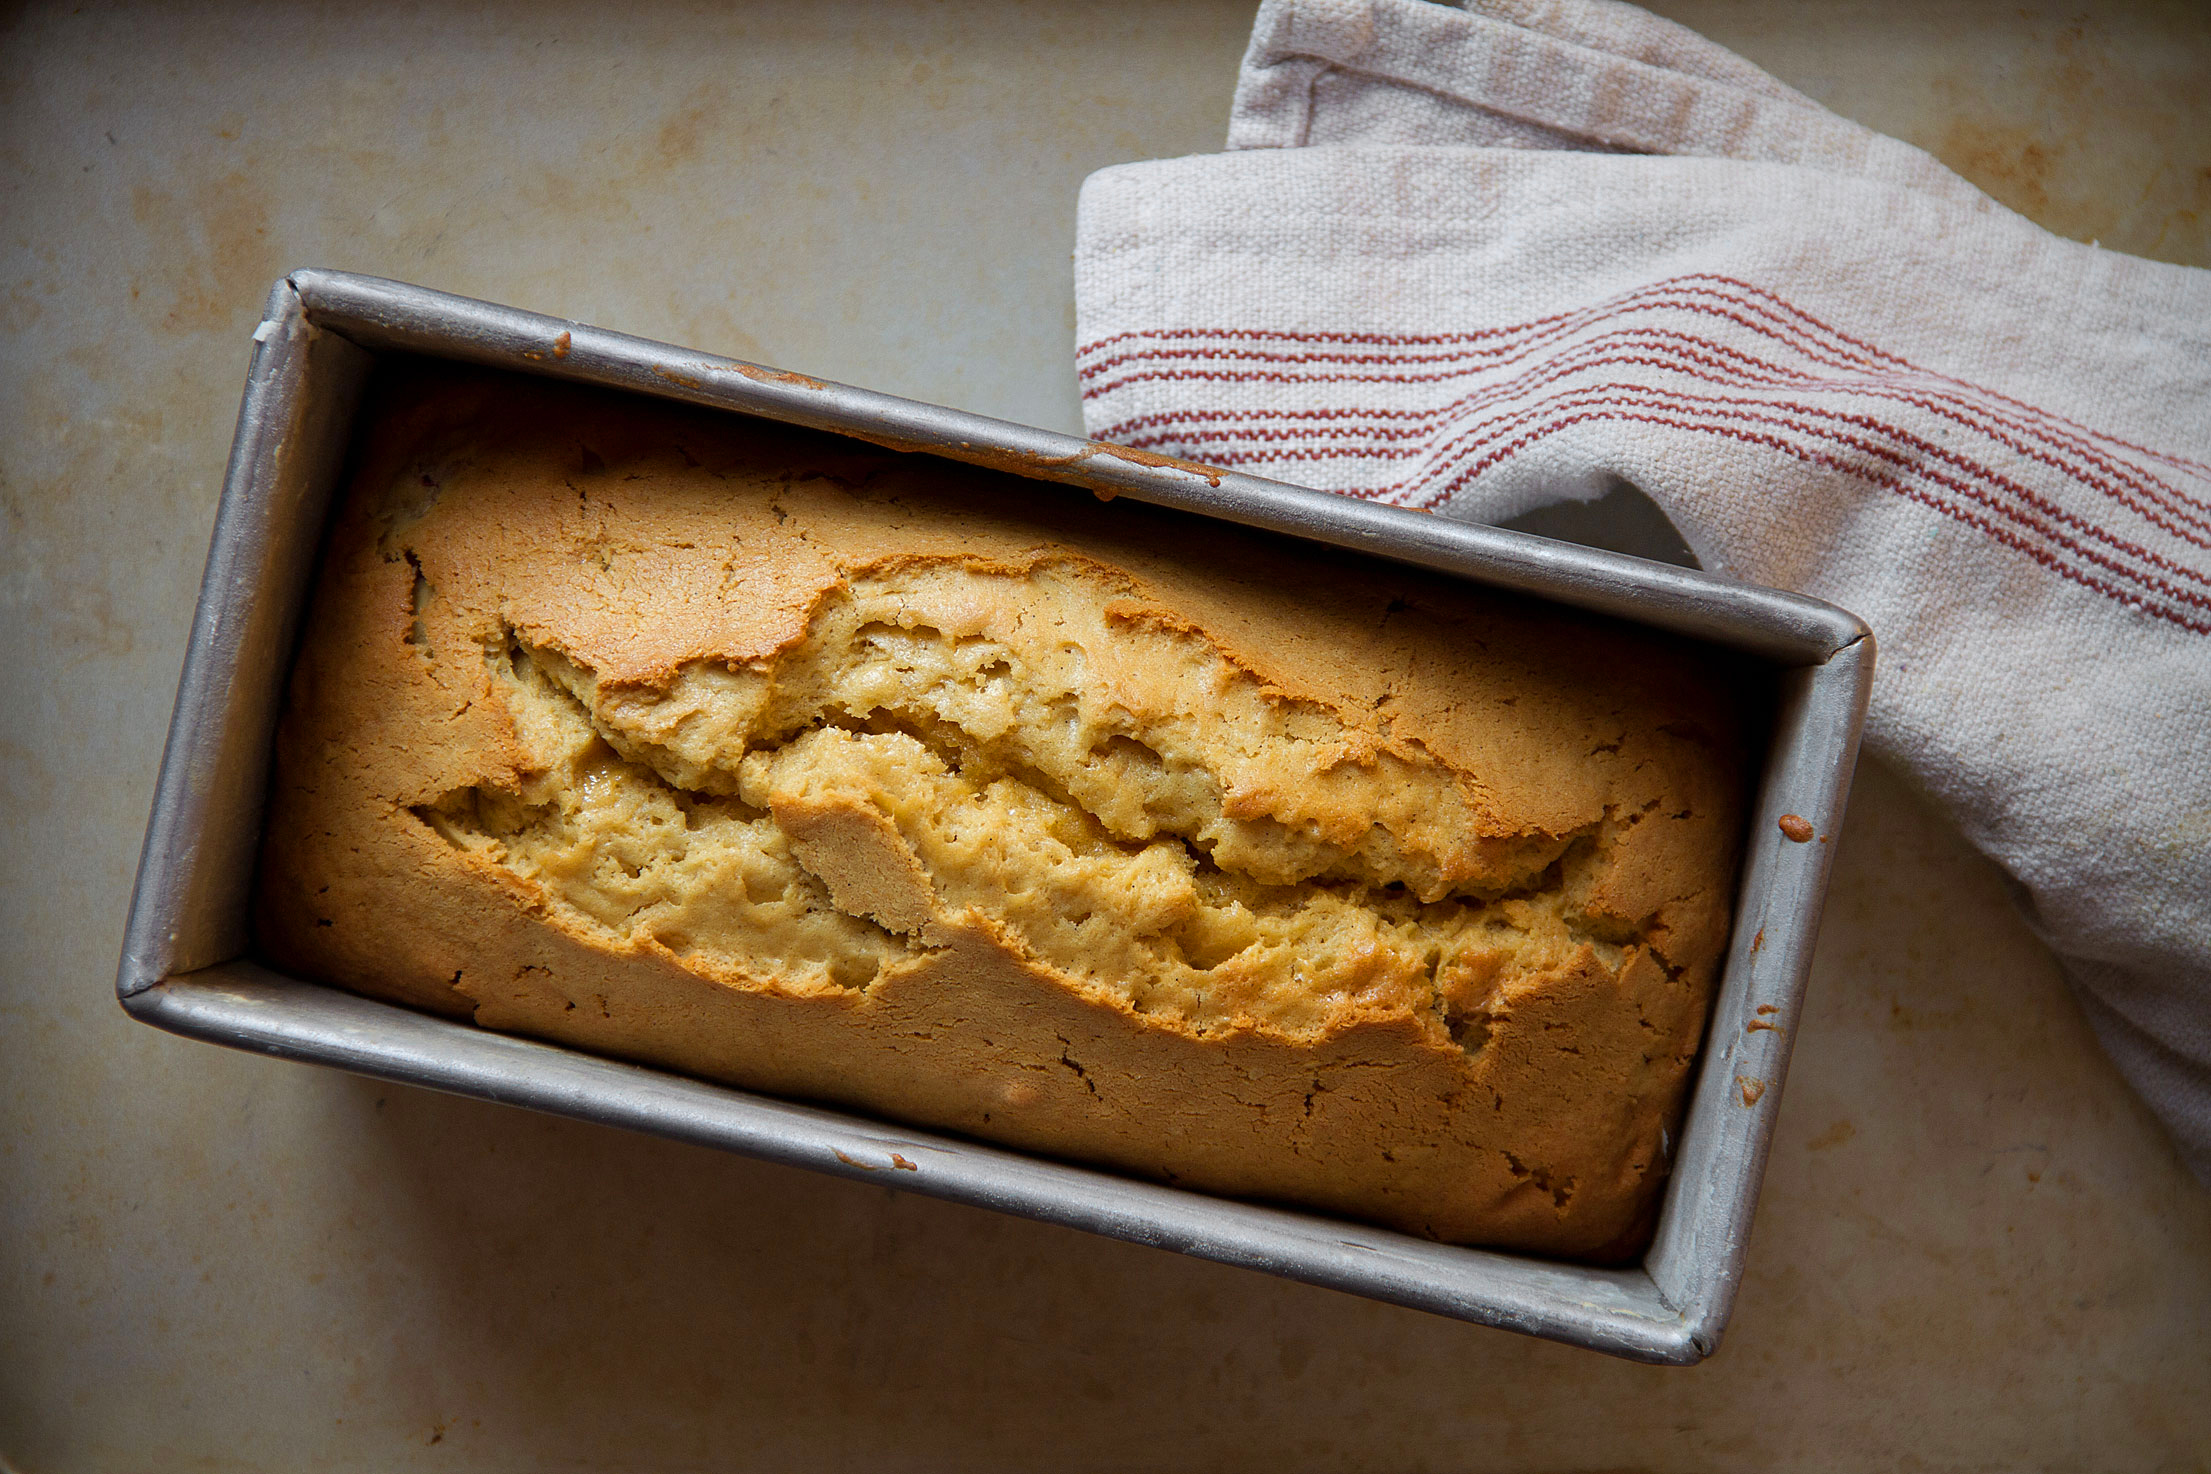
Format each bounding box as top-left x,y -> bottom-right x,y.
257,370 -> 1749,1259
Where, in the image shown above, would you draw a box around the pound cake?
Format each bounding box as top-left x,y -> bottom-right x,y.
256,368 -> 1750,1260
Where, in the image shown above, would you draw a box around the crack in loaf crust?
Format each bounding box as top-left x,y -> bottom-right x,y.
256,369 -> 1751,1260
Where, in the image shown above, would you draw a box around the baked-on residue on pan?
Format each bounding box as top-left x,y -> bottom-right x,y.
257,368 -> 1750,1260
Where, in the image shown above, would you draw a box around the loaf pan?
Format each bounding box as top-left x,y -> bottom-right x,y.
118,270 -> 1872,1364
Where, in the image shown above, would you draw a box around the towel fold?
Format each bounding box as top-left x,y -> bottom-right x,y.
1074,0 -> 2211,1180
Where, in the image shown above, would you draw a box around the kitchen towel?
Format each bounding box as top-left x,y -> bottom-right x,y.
1074,0 -> 2211,1179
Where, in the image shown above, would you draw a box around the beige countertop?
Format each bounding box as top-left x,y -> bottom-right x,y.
3,2 -> 2208,1469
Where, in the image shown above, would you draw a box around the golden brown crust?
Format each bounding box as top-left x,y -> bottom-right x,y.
255,368 -> 1750,1259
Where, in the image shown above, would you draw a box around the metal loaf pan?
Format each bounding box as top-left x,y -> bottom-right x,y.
119,270 -> 1872,1364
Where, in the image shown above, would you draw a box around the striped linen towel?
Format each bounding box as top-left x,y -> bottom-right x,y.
1074,0 -> 2211,1180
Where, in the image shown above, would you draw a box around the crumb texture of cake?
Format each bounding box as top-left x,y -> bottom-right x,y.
257,372 -> 1750,1260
